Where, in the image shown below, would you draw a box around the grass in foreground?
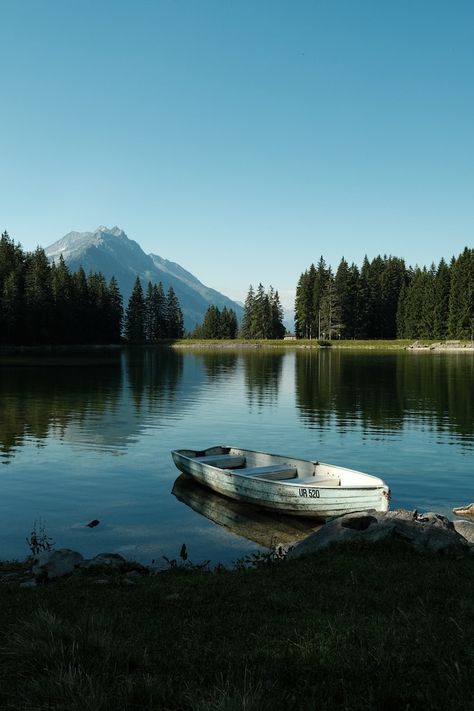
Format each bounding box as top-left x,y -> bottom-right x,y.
0,541 -> 473,710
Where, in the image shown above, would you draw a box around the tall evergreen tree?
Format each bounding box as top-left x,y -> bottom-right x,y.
51,255 -> 73,344
269,288 -> 285,339
23,247 -> 53,344
107,276 -> 123,343
201,305 -> 222,338
220,307 -> 238,339
294,270 -> 312,338
432,259 -> 450,339
448,248 -> 474,340
165,286 -> 184,339
125,277 -> 145,343
240,285 -> 256,338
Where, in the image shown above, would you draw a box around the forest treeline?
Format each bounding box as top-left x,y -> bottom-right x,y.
0,232 -> 184,345
191,284 -> 285,340
2,228 -> 473,345
295,249 -> 474,340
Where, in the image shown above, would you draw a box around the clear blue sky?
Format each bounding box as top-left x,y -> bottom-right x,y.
1,0 -> 473,308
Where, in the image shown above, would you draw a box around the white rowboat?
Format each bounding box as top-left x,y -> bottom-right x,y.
171,446 -> 391,519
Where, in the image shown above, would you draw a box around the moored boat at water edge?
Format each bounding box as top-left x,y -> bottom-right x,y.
171,446 -> 391,519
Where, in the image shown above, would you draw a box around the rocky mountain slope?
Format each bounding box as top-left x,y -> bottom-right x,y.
45,226 -> 243,331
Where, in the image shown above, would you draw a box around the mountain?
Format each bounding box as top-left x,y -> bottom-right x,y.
45,226 -> 244,331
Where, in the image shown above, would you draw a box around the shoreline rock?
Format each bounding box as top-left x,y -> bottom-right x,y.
287,509 -> 474,559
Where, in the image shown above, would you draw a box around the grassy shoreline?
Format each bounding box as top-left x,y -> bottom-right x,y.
173,338 -> 474,351
1,542 -> 473,710
1,339 -> 473,355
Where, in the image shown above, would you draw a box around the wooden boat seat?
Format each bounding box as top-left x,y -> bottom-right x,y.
234,464 -> 298,481
193,454 -> 246,469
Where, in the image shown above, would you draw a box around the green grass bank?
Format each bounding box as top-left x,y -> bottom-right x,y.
173,338 -> 474,350
1,541 -> 473,710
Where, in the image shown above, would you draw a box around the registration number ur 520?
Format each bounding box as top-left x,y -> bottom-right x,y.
298,488 -> 320,498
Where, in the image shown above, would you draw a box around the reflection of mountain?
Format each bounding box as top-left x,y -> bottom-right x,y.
172,473 -> 321,548
295,351 -> 474,442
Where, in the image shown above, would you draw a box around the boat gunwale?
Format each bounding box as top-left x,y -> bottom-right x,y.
171,447 -> 389,490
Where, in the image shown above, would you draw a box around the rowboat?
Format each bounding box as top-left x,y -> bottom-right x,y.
171,446 -> 391,519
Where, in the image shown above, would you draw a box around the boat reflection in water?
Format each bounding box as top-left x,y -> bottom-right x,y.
172,473 -> 323,549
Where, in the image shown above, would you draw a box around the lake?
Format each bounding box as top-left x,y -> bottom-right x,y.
0,347 -> 473,565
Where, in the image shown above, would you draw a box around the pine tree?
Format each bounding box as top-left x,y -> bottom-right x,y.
88,271 -> 109,344
220,307 -> 238,339
125,277 -> 145,343
379,257 -> 406,339
51,255 -> 73,344
448,248 -> 474,339
312,259 -> 329,339
432,259 -> 450,339
153,283 -> 167,339
144,282 -> 155,342
107,276 -> 123,343
165,286 -> 184,339
269,289 -> 285,339
23,247 -> 53,344
71,267 -> 90,343
240,286 -> 255,338
201,305 -> 222,338
294,270 -> 311,338
1,271 -> 22,344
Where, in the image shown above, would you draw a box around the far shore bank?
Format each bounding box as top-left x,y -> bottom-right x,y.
172,338 -> 474,351
1,339 -> 473,355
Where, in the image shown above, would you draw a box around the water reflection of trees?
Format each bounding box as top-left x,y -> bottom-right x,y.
242,350 -> 284,409
295,351 -> 474,442
189,351 -> 239,381
0,348 -> 188,462
0,350 -> 123,461
124,347 -> 184,412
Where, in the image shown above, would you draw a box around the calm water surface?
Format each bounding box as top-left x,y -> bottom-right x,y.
0,348 -> 472,564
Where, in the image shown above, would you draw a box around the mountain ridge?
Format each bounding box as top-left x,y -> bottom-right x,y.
45,226 -> 244,331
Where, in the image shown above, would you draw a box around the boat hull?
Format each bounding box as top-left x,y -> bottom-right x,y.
171,446 -> 390,519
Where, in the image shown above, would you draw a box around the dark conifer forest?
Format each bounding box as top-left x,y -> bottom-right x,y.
0,231 -> 184,345
2,229 -> 472,344
295,249 -> 474,340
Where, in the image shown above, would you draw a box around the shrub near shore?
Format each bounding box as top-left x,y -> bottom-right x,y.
1,541 -> 473,710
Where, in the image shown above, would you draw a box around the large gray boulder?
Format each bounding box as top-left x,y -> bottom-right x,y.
453,520 -> 474,544
32,548 -> 84,581
80,553 -> 126,570
287,509 -> 472,559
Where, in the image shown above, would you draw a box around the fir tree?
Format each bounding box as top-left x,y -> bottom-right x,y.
107,276 -> 123,343
220,307 -> 238,339
23,247 -> 53,344
432,259 -> 450,340
240,286 -> 255,338
165,286 -> 184,339
125,277 -> 145,343
448,248 -> 474,340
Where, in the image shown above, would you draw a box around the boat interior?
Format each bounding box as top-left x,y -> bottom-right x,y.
193,452 -> 341,485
